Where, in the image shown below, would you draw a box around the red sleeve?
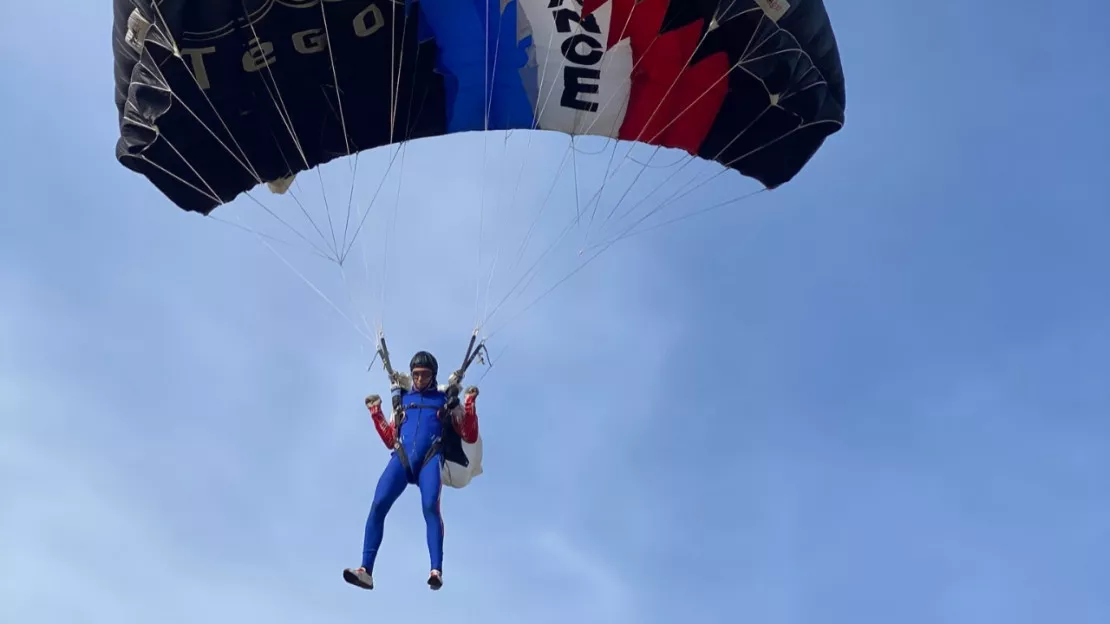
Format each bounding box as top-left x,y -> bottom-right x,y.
454,394 -> 479,444
368,403 -> 396,449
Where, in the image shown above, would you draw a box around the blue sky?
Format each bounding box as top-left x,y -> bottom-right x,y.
2,1 -> 1109,623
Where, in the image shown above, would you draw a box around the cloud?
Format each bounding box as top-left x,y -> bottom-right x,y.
0,178 -> 682,622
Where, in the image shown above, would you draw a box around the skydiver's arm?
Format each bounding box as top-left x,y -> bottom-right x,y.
365,395 -> 396,449
451,387 -> 480,444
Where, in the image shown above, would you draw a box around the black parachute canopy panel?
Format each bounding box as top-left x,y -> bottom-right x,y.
576,0 -> 847,189
685,0 -> 846,189
112,0 -> 447,214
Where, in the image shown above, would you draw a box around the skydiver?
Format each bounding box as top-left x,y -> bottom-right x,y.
343,350 -> 481,591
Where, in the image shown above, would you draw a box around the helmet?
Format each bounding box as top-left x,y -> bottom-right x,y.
409,351 -> 438,376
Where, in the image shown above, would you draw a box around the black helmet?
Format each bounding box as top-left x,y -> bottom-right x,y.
409,351 -> 438,376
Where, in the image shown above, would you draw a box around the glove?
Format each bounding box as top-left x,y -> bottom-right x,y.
365,394 -> 383,409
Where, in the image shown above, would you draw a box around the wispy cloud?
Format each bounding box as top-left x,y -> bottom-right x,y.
3,1 -> 1110,623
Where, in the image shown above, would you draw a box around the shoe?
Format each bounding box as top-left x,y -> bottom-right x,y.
343,567 -> 374,590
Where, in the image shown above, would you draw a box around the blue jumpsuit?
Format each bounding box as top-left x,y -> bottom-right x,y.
361,384 -> 449,574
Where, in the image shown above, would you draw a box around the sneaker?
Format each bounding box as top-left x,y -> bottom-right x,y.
343,567 -> 374,590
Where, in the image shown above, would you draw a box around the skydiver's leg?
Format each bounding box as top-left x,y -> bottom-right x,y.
361,454 -> 408,573
417,455 -> 445,581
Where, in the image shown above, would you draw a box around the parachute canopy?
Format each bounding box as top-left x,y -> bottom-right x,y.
113,0 -> 846,214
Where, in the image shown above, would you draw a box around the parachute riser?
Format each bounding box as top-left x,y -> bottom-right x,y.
370,329 -> 489,402
446,330 -> 490,398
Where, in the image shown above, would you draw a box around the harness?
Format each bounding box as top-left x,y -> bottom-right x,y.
391,394 -> 469,478
371,329 -> 487,478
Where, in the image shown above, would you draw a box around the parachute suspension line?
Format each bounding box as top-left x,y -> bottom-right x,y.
565,0 -> 643,164
343,23 -> 426,338
586,94 -> 843,251
613,119 -> 842,245
506,145 -> 575,274
340,127 -> 407,262
573,1 -> 685,244
156,136 -> 306,255
475,131 -> 491,327
303,0 -> 349,260
314,160 -> 340,261
132,10 -> 338,260
206,214 -> 335,262
341,151 -> 363,252
609,122 -> 772,233
352,0 -> 403,334
477,3 -> 601,323
169,90 -> 334,258
317,1 -> 352,162
339,263 -> 378,348
609,151 -> 699,227
237,1 -> 311,173
594,32 -> 721,232
340,0 -> 417,263
484,0 -> 489,131
176,91 -> 334,259
177,97 -> 382,349
485,229 -> 612,340
572,136 -> 583,228
600,20 -> 836,239
481,144 -> 630,331
475,131 -> 514,327
387,0 -> 414,144
161,93 -> 260,184
605,188 -> 770,247
231,210 -> 375,345
473,342 -> 508,385
357,0 -> 414,335
388,0 -> 399,141
145,133 -> 335,262
475,0 -> 513,328
592,3 -> 755,236
529,6 -> 567,131
481,130 -> 516,324
483,4 -> 773,335
473,0 -> 489,327
493,0 -> 581,279
135,152 -> 220,206
485,2 -> 764,335
481,4 -> 674,329
237,1 -> 341,260
140,8 -> 265,190
479,212 -> 581,331
262,133 -> 338,255
378,142 -> 410,331
592,4 -> 751,234
570,0 -> 656,202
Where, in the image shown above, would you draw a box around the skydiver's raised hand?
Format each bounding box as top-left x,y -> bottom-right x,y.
365,394 -> 396,449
